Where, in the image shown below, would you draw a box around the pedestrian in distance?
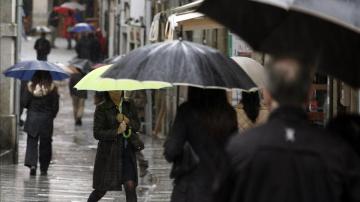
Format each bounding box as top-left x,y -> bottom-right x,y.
88,33 -> 102,63
34,32 -> 51,61
164,87 -> 238,202
69,68 -> 87,126
236,91 -> 269,132
22,71 -> 59,176
95,28 -> 107,59
48,11 -> 60,48
214,55 -> 360,202
326,114 -> 360,157
64,10 -> 76,49
75,33 -> 91,60
88,91 -> 144,202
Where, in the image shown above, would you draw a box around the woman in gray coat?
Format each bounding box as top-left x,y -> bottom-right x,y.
88,91 -> 143,202
22,71 -> 59,176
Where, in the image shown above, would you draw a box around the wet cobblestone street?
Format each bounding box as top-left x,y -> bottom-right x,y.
0,38 -> 173,202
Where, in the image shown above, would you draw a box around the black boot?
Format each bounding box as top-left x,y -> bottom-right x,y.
40,170 -> 47,176
88,190 -> 106,202
30,166 -> 36,176
75,118 -> 82,126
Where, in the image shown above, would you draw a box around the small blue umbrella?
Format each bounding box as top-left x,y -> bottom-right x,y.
3,60 -> 69,81
71,23 -> 95,33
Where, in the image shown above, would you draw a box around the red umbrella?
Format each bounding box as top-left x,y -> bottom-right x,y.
53,6 -> 74,15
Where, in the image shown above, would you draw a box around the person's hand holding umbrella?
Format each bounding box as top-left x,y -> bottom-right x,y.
118,121 -> 127,135
117,113 -> 130,125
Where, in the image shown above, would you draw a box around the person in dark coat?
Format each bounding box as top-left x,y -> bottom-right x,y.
215,56 -> 360,202
88,91 -> 144,202
164,87 -> 238,202
69,68 -> 87,126
75,33 -> 91,60
326,114 -> 360,156
34,32 -> 51,61
22,71 -> 59,176
48,11 -> 60,48
88,33 -> 102,63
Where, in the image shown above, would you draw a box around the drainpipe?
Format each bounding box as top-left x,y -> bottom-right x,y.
13,0 -> 23,164
108,0 -> 115,57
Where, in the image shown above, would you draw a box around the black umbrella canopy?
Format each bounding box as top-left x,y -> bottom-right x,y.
101,40 -> 257,91
198,0 -> 360,88
102,55 -> 124,64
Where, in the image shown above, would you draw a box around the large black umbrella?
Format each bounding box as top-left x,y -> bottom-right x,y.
198,0 -> 360,88
101,40 -> 256,91
102,55 -> 124,64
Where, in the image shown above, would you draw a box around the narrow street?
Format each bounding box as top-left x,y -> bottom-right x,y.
0,38 -> 172,201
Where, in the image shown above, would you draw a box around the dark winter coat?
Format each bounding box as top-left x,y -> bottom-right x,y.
89,36 -> 102,63
164,102 -> 237,202
22,82 -> 59,138
69,73 -> 87,98
48,11 -> 60,27
75,37 -> 91,60
34,37 -> 51,61
216,107 -> 360,202
92,98 -> 141,191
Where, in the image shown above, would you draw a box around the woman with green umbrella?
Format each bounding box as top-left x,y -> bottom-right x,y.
88,91 -> 144,202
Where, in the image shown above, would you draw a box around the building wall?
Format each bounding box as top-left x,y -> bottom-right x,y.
32,0 -> 49,26
130,0 -> 145,21
0,0 -> 19,164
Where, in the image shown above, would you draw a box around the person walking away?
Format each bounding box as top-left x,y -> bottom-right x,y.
88,33 -> 102,63
69,68 -> 87,126
88,91 -> 144,202
75,33 -> 91,60
74,9 -> 85,23
95,28 -> 107,59
48,11 -> 60,48
22,71 -> 59,176
326,114 -> 360,157
236,91 -> 269,131
214,55 -> 360,202
164,87 -> 238,202
34,32 -> 51,61
64,10 -> 76,49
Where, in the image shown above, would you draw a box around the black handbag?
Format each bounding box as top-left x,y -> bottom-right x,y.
129,132 -> 145,151
170,142 -> 200,179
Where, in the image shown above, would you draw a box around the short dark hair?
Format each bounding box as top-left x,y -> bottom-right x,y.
187,87 -> 238,139
266,56 -> 313,106
241,91 -> 260,123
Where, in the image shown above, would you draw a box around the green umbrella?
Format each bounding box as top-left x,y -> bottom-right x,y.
75,65 -> 172,91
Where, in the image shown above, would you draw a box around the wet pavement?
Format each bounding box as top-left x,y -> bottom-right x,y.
0,38 -> 173,201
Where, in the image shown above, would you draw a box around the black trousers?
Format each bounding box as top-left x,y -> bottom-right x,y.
24,134 -> 52,172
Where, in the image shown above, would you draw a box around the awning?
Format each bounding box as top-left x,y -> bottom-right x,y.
148,3 -> 224,42
164,12 -> 224,40
174,12 -> 223,31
